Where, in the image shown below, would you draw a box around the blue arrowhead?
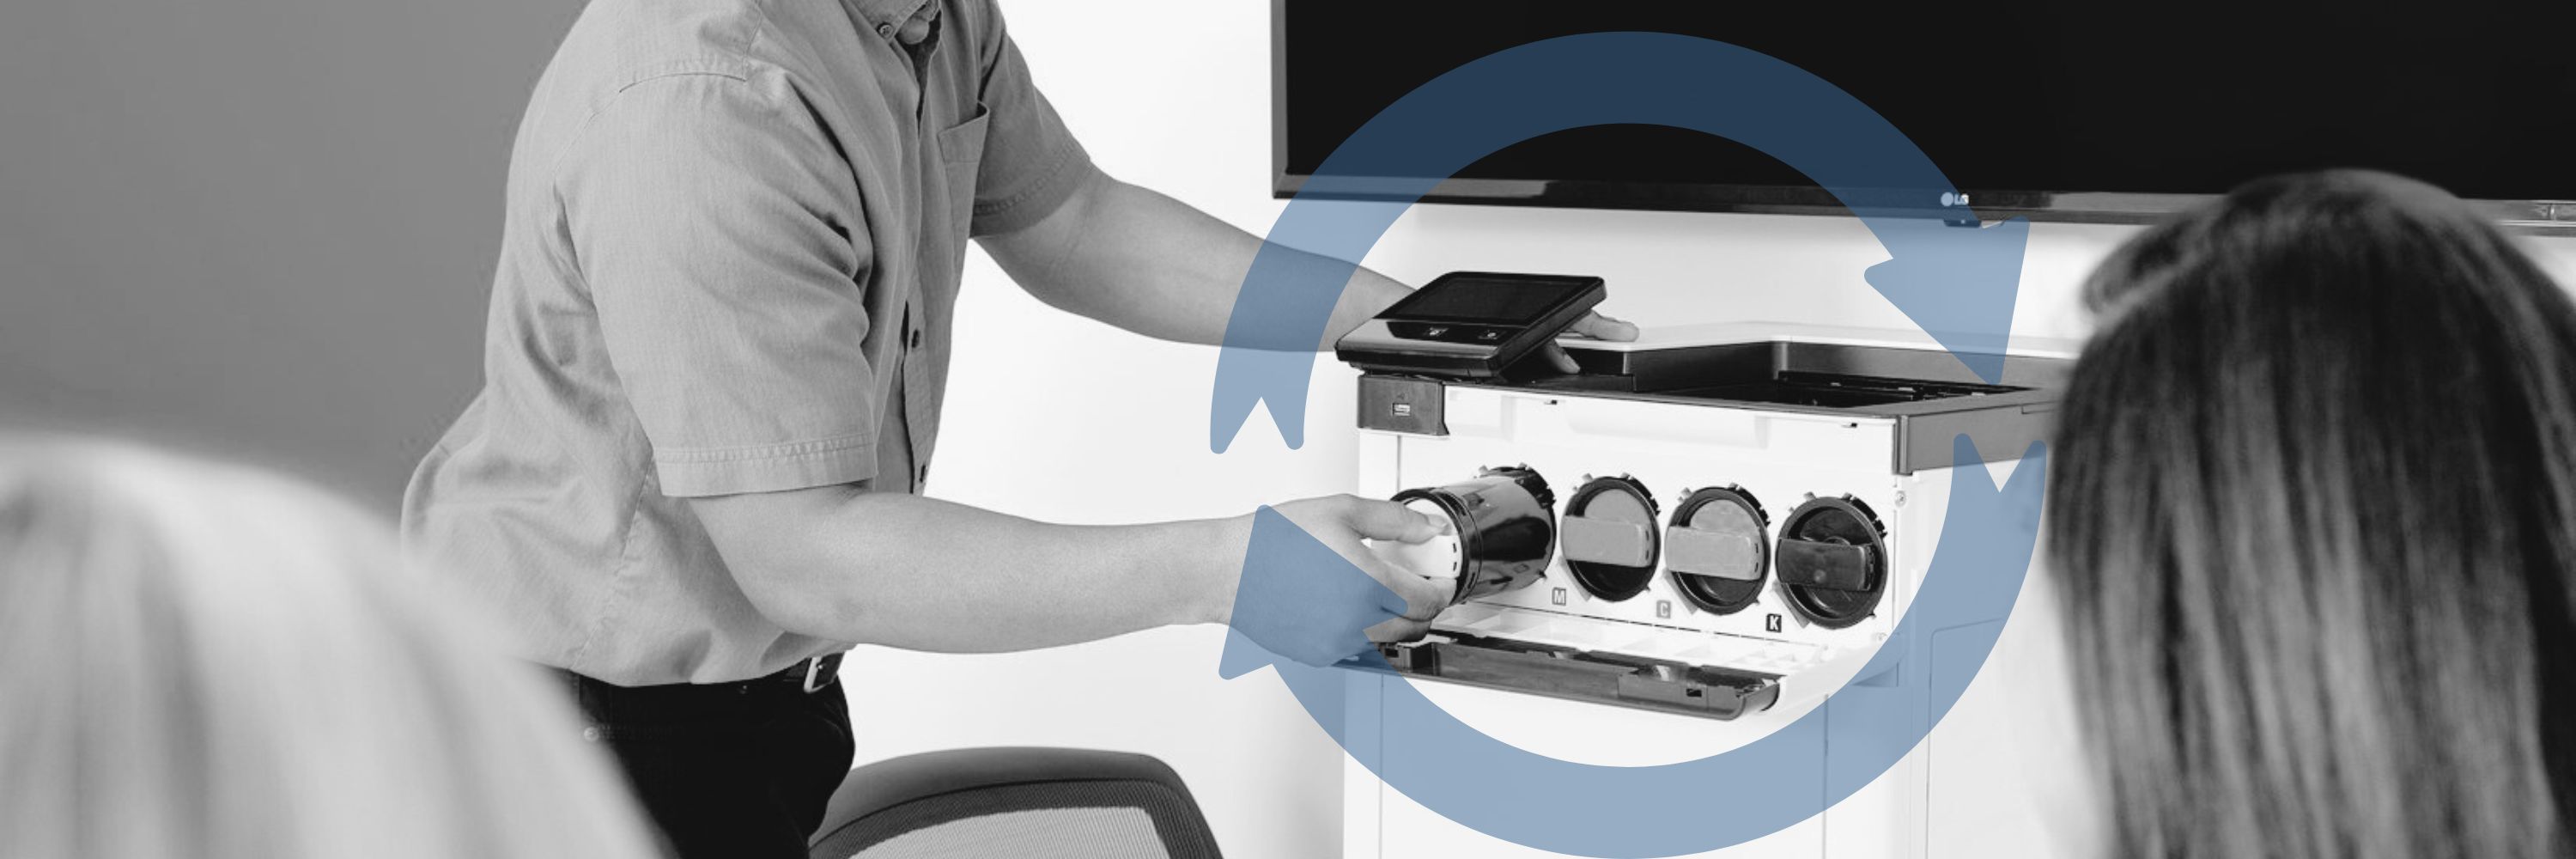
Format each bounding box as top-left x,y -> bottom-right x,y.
1861,216 -> 2031,383
1208,204 -> 1411,454
1214,626 -> 1276,683
1218,505 -> 1412,678
1208,349 -> 1317,454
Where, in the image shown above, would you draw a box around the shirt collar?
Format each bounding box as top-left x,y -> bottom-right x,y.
846,0 -> 933,36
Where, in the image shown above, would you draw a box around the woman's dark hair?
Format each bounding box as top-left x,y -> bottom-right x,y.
2046,169 -> 2576,859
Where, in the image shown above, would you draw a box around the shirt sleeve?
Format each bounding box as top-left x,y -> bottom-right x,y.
557,69 -> 883,497
965,15 -> 1095,237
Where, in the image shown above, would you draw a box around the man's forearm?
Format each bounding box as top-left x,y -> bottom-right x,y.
696,488 -> 1248,653
987,171 -> 1410,348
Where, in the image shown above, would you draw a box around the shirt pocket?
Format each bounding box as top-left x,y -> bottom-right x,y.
934,104 -> 990,243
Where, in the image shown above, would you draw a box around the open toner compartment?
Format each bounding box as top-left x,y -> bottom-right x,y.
1341,602 -> 1873,721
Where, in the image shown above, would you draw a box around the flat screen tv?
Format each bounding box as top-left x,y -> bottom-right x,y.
1273,3 -> 2576,229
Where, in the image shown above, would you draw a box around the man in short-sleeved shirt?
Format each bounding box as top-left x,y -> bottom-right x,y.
407,0 -> 1628,854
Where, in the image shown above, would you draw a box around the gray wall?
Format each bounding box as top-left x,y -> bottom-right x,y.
0,0 -> 584,508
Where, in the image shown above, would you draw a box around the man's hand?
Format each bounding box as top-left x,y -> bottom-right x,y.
1223,494 -> 1455,667
1534,311 -> 1643,375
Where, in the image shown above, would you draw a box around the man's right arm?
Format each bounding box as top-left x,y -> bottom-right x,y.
565,73 -> 1449,664
690,488 -> 1450,661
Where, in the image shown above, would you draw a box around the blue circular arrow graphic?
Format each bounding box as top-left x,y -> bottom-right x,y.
1208,33 -> 2046,857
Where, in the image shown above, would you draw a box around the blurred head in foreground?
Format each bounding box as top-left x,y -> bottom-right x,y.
2047,169 -> 2576,859
0,439 -> 656,858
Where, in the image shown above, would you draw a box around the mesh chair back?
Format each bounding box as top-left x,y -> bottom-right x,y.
810,747 -> 1224,859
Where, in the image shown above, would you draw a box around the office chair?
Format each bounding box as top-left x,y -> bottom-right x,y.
808,747 -> 1224,859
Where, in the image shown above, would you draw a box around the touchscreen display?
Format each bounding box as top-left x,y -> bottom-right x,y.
1388,277 -> 1585,325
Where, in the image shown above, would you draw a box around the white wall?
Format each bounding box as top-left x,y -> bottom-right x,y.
0,0 -> 580,503
863,3 -> 2576,859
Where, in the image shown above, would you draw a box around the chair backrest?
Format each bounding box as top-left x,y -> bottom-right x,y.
809,747 -> 1224,859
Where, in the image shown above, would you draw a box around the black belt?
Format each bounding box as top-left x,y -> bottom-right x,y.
555,651 -> 843,704
771,651 -> 843,693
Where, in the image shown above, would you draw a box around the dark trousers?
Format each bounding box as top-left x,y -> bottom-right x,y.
559,667 -> 856,859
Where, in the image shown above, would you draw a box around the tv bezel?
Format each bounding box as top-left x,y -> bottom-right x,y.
1267,2 -> 2576,235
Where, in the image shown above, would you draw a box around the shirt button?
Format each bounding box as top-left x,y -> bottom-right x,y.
581,726 -> 601,742
876,21 -> 896,38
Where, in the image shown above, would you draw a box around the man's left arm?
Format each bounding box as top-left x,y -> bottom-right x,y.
959,10 -> 1628,359
981,166 -> 1634,362
979,167 -> 1384,347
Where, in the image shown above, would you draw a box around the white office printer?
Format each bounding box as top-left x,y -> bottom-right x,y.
1337,313 -> 2099,858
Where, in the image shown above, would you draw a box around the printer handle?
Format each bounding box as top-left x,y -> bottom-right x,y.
1774,538 -> 1875,592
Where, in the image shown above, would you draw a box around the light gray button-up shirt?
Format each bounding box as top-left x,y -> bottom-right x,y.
403,0 -> 1091,685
